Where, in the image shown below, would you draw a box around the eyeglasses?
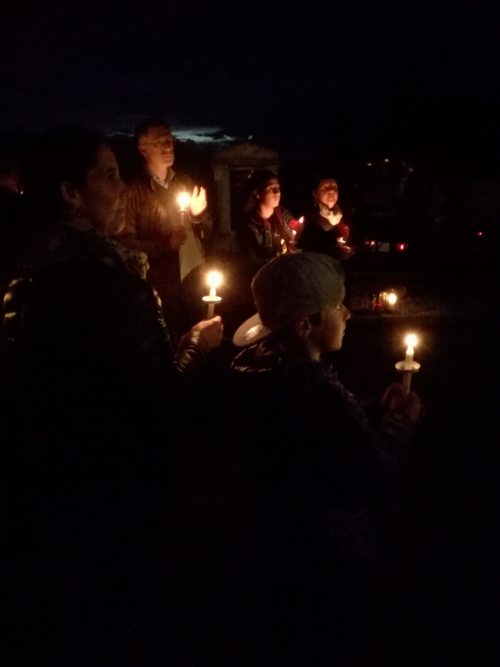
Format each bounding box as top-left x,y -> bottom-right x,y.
264,186 -> 281,194
141,138 -> 175,149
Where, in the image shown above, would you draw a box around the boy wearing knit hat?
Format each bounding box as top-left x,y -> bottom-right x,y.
229,251 -> 422,664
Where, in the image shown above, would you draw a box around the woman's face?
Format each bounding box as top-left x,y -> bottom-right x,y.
314,179 -> 338,210
256,178 -> 281,209
78,145 -> 125,235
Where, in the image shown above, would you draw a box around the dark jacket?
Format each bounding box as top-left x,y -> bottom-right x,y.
235,205 -> 297,265
299,204 -> 354,260
0,219 -> 213,664
230,336 -> 413,508
115,168 -> 212,335
227,336 -> 416,662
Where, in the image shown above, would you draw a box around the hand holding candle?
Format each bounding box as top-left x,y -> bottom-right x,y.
202,270 -> 223,318
395,332 -> 421,395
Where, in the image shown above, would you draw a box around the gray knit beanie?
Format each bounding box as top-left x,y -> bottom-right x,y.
251,251 -> 345,332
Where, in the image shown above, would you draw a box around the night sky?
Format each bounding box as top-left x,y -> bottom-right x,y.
2,2 -> 500,163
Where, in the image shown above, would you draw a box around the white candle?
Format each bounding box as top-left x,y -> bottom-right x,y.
395,333 -> 420,394
206,271 -> 221,298
404,333 -> 418,367
404,345 -> 414,365
402,370 -> 412,394
203,270 -> 223,318
177,191 -> 191,227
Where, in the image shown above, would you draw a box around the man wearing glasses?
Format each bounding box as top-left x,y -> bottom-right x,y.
115,118 -> 212,339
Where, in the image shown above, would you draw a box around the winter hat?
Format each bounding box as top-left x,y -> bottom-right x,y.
233,251 -> 345,347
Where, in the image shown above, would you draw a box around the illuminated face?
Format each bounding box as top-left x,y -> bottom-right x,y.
314,179 -> 338,210
256,178 -> 281,209
78,145 -> 125,236
138,125 -> 175,173
308,301 -> 350,355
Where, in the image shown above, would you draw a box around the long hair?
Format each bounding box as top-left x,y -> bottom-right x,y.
242,169 -> 279,214
22,126 -> 108,223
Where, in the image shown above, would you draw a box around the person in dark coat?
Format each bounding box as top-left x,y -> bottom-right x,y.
228,251 -> 422,665
0,126 -> 222,667
298,174 -> 354,259
235,169 -> 298,266
113,118 -> 213,338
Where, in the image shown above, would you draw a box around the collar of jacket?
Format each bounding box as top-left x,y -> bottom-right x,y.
144,167 -> 176,192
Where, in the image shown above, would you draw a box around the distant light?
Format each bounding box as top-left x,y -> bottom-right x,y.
379,289 -> 398,308
367,162 -> 372,167
386,290 -> 398,306
384,158 -> 389,163
396,242 -> 408,252
476,229 -> 484,237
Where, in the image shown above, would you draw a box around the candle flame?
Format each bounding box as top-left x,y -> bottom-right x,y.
404,333 -> 418,348
177,191 -> 191,212
207,270 -> 222,290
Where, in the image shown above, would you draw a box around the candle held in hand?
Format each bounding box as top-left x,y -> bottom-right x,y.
177,191 -> 191,226
202,270 -> 223,318
404,333 -> 417,367
177,190 -> 191,212
395,332 -> 420,394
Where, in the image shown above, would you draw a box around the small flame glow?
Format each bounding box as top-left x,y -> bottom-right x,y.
207,270 -> 222,290
177,191 -> 191,212
404,333 -> 418,349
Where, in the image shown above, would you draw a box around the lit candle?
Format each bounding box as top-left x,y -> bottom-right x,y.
207,271 -> 221,298
202,270 -> 223,318
395,332 -> 421,395
177,190 -> 191,212
404,333 -> 417,367
177,191 -> 191,226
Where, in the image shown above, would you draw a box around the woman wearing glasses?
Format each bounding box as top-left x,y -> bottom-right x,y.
235,169 -> 298,266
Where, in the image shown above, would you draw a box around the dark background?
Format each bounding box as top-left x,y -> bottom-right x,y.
2,1 -> 499,165
1,4 -> 499,665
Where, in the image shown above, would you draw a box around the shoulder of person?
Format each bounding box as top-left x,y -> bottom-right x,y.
123,173 -> 151,199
